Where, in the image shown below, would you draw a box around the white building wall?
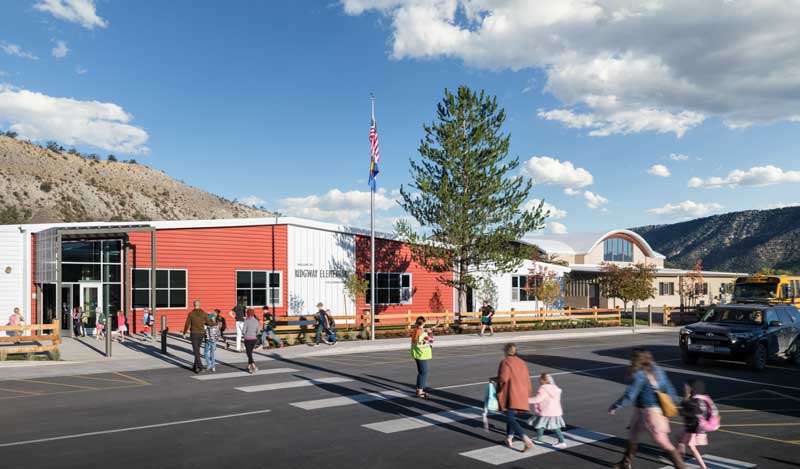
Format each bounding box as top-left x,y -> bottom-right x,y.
475,260 -> 570,313
287,225 -> 356,319
0,228 -> 25,333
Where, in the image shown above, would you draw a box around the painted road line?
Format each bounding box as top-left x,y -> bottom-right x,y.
291,390 -> 410,410
658,454 -> 755,469
362,407 -> 483,434
235,377 -> 352,393
460,428 -> 614,466
0,409 -> 272,448
192,367 -> 299,381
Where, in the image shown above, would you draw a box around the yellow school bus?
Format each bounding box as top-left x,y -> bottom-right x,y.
732,275 -> 800,305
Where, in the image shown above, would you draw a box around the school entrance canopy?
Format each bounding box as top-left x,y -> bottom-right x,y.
34,224 -> 157,356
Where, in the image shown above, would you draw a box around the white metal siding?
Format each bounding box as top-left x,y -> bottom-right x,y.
478,260 -> 569,312
287,225 -> 356,318
0,229 -> 25,333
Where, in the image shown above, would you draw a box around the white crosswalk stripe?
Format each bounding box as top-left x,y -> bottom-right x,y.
658,454 -> 756,469
460,428 -> 613,466
191,368 -> 299,381
362,407 -> 483,434
235,377 -> 352,393
291,390 -> 411,410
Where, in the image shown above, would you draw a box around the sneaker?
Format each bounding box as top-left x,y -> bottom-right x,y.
553,442 -> 567,449
330,342 -> 336,347
211,367 -> 216,373
279,342 -> 285,348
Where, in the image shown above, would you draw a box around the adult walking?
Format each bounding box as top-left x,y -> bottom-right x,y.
242,308 -> 261,374
228,296 -> 247,352
496,343 -> 535,451
182,300 -> 215,374
411,316 -> 436,398
72,306 -> 83,337
479,300 -> 495,337
609,348 -> 685,469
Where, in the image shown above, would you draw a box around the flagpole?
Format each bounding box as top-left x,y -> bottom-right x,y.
370,94 -> 376,341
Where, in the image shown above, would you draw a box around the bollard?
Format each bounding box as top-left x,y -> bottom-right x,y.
648,305 -> 652,327
632,304 -> 636,333
160,315 -> 168,354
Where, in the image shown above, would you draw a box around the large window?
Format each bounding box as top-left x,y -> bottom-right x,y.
603,237 -> 633,262
236,271 -> 282,307
659,282 -> 675,296
61,240 -> 122,315
132,268 -> 187,309
512,275 -> 540,301
365,272 -> 412,305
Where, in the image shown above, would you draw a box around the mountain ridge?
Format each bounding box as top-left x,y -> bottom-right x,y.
632,206 -> 800,274
0,135 -> 270,224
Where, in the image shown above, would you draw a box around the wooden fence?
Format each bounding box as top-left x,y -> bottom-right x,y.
270,308 -> 620,339
0,320 -> 61,355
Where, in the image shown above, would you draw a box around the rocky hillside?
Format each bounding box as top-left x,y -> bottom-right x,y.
0,135 -> 269,224
633,206 -> 800,273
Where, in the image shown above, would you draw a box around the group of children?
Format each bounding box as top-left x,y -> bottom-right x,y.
484,374 -> 719,467
92,310 -> 127,342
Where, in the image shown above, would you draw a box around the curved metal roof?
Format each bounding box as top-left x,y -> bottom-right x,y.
520,229 -> 666,259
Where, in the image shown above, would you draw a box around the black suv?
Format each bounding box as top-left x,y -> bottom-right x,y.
679,303 -> 800,371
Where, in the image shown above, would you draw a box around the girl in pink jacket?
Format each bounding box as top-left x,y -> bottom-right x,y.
528,373 -> 567,448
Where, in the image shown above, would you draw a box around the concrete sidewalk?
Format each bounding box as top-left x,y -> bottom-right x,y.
0,326 -> 676,380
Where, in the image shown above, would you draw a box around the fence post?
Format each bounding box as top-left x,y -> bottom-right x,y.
444,309 -> 450,329
648,305 -> 652,327
511,309 -> 517,329
53,319 -> 60,347
406,310 -> 412,330
664,305 -> 670,326
616,306 -> 621,326
632,304 -> 636,333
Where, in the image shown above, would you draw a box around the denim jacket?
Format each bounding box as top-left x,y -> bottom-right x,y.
611,365 -> 677,410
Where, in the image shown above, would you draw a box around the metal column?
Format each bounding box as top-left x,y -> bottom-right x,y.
150,228 -> 157,342
56,231 -> 64,338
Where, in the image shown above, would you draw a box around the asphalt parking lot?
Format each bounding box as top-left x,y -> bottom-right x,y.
1,331 -> 798,468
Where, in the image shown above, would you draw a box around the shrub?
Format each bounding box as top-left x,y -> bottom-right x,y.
107,154 -> 117,162
40,181 -> 53,193
3,130 -> 18,139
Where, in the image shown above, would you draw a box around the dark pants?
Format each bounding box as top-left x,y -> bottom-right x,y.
190,333 -> 204,371
415,359 -> 429,390
244,339 -> 258,365
506,409 -> 528,440
315,325 -> 336,344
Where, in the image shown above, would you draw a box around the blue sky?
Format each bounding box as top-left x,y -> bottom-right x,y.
1,1 -> 799,234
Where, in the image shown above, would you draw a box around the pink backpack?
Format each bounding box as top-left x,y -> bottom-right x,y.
695,394 -> 720,432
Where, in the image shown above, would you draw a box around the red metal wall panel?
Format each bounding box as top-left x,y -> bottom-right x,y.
128,225 -> 288,332
354,235 -> 453,317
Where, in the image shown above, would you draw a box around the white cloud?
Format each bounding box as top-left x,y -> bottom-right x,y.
521,156 -> 593,187
75,66 -> 87,75
35,0 -> 108,30
582,190 -> 608,210
647,200 -> 723,220
52,40 -> 69,59
524,199 -> 566,219
669,153 -> 689,161
766,202 -> 800,209
279,187 -> 399,224
343,1 -> 800,136
688,165 -> 800,188
240,195 -> 266,208
646,164 -> 670,177
0,85 -> 149,154
563,187 -> 581,196
1,42 -> 38,60
547,221 -> 568,234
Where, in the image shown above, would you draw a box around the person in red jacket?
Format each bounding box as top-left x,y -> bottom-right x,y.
496,343 -> 534,451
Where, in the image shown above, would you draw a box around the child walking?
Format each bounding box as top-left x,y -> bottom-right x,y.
204,313 -> 221,373
678,380 -> 719,469
528,373 -> 567,449
95,311 -> 105,340
116,310 -> 127,342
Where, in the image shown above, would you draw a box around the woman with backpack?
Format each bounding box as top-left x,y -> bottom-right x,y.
608,348 -> 685,469
678,380 -> 719,469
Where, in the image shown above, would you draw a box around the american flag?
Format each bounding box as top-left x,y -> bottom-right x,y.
368,109 -> 380,192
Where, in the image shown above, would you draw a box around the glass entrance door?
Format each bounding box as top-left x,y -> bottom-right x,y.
80,284 -> 102,335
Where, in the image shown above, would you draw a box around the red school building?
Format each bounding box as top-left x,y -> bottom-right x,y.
2,217 -> 453,335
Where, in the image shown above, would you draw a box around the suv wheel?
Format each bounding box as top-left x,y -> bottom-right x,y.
791,346 -> 800,367
681,348 -> 699,365
747,343 -> 767,371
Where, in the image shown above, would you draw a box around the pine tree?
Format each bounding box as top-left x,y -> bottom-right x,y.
397,86 -> 547,312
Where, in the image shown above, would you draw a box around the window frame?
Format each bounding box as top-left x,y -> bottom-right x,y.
658,281 -> 675,296
603,237 -> 633,262
511,275 -> 539,302
131,268 -> 188,310
364,272 -> 413,305
235,270 -> 283,308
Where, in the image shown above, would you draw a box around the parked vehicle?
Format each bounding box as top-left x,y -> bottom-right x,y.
679,303 -> 800,371
732,275 -> 800,306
